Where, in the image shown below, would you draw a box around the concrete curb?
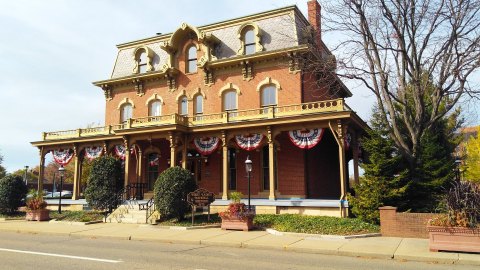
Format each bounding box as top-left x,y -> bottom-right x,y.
265,228 -> 381,239
153,224 -> 221,230
49,219 -> 103,225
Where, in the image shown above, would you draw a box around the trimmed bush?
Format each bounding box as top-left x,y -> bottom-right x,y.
0,174 -> 28,214
84,156 -> 123,209
154,167 -> 196,221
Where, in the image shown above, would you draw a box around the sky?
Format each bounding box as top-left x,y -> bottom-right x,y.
0,0 -> 477,173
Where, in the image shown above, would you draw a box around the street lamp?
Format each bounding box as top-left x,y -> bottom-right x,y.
58,166 -> 65,214
454,158 -> 462,182
245,155 -> 253,210
23,165 -> 29,185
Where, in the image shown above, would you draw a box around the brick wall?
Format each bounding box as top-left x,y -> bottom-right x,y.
379,206 -> 441,238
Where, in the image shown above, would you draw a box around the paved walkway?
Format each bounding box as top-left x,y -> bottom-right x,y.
0,220 -> 479,266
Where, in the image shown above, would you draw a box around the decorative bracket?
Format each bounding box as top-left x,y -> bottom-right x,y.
288,52 -> 302,74
203,67 -> 214,86
101,84 -> 113,101
241,60 -> 253,81
133,79 -> 144,96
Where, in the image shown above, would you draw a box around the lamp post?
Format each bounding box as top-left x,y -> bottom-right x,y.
58,166 -> 65,214
23,165 -> 29,185
454,158 -> 462,182
245,155 -> 253,210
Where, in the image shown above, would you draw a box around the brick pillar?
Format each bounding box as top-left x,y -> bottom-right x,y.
379,206 -> 397,236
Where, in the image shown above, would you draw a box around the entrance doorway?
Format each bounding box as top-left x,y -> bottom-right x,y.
147,153 -> 160,190
187,150 -> 203,184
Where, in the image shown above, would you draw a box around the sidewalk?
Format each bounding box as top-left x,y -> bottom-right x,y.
0,220 -> 479,266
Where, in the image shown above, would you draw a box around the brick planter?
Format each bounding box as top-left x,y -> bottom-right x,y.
221,216 -> 254,231
427,225 -> 480,253
26,209 -> 50,221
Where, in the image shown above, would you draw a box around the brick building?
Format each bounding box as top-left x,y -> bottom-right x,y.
31,0 -> 367,217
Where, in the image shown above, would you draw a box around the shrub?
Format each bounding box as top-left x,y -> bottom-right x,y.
84,156 -> 123,210
430,181 -> 480,228
219,192 -> 254,220
347,176 -> 386,224
0,174 -> 28,214
154,167 -> 196,221
26,190 -> 47,210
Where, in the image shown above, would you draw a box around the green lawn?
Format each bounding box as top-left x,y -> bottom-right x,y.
0,211 -> 26,219
157,213 -> 221,226
50,211 -> 104,222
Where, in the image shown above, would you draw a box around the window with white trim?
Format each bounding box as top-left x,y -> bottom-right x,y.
223,90 -> 237,112
138,51 -> 148,73
244,29 -> 255,55
120,104 -> 133,123
149,100 -> 162,117
179,96 -> 188,116
187,46 -> 197,73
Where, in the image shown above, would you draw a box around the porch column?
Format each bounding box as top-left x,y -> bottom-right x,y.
72,145 -> 81,200
352,133 -> 360,185
181,134 -> 188,169
137,149 -> 143,183
37,147 -> 45,193
123,137 -> 130,187
267,127 -> 276,200
222,131 -> 228,200
169,132 -> 177,168
329,120 -> 348,218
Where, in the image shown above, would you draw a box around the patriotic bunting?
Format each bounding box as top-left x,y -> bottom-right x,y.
193,137 -> 220,155
235,134 -> 264,151
114,144 -> 126,160
148,154 -> 160,167
52,149 -> 74,166
84,146 -> 103,161
288,128 -> 324,149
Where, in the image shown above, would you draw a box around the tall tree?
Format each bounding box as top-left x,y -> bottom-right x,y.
464,126 -> 480,182
0,151 -> 6,179
312,0 -> 480,170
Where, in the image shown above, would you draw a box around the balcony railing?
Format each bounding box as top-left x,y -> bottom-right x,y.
41,99 -> 347,141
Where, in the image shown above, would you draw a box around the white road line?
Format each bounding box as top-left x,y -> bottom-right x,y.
0,248 -> 122,263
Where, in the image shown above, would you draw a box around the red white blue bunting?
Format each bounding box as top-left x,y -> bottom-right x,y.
51,149 -> 74,166
235,134 -> 264,151
288,128 -> 324,149
148,154 -> 160,167
193,137 -> 220,155
84,146 -> 103,161
114,145 -> 126,160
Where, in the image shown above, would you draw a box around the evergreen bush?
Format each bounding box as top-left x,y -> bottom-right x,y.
0,174 -> 28,214
154,167 -> 196,221
84,156 -> 122,209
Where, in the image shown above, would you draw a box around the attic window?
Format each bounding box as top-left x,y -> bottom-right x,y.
187,45 -> 197,73
237,23 -> 263,56
244,29 -> 255,55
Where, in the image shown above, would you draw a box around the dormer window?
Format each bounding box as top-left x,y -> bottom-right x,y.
138,52 -> 148,73
237,23 -> 263,56
187,45 -> 197,73
244,29 -> 255,55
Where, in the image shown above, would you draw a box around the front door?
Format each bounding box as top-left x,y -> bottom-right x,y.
147,153 -> 160,190
187,150 -> 203,184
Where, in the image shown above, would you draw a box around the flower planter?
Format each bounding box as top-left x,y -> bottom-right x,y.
427,225 -> 480,253
26,209 -> 50,221
221,216 -> 254,231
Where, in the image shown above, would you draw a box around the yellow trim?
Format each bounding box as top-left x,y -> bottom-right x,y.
117,98 -> 135,109
176,90 -> 191,103
218,82 -> 241,97
145,93 -> 164,106
256,77 -> 282,92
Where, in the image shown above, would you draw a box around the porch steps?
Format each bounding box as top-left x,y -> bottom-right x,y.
106,200 -> 159,224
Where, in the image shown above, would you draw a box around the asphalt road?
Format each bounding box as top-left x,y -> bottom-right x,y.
0,231 -> 474,270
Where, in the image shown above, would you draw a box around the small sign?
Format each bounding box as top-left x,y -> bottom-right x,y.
187,188 -> 215,207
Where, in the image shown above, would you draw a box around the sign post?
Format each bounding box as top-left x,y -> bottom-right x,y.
187,188 -> 215,226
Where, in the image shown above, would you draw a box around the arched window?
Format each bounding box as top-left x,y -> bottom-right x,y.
244,29 -> 255,55
261,85 -> 277,107
187,46 -> 197,73
223,90 -> 237,112
138,51 -> 148,73
194,95 -> 203,115
149,100 -> 162,117
179,96 -> 188,116
120,104 -> 133,123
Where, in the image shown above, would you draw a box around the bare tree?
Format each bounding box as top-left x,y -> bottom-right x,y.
310,0 -> 480,168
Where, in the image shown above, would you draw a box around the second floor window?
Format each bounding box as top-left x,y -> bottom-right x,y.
244,29 -> 255,55
179,96 -> 188,116
121,104 -> 133,123
149,100 -> 162,117
194,95 -> 203,115
138,51 -> 148,73
187,46 -> 197,73
223,90 -> 237,112
261,85 -> 277,107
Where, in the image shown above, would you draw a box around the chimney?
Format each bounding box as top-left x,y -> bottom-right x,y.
307,0 -> 321,42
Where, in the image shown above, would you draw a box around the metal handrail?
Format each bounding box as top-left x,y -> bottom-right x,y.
139,197 -> 156,224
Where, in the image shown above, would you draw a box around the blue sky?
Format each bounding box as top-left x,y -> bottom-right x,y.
0,0 -> 477,173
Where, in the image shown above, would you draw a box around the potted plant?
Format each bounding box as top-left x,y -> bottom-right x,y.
25,191 -> 49,221
427,181 -> 480,252
219,192 -> 255,231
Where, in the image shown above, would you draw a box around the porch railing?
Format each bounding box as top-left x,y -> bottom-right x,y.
40,99 -> 347,141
